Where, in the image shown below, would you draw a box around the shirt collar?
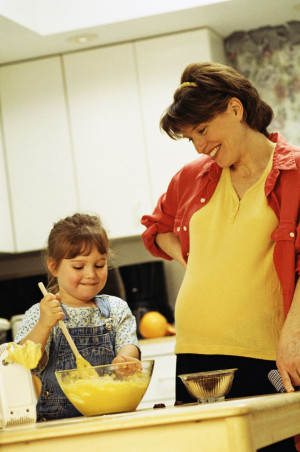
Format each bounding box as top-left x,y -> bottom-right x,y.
269,132 -> 299,170
195,132 -> 298,179
196,156 -> 221,179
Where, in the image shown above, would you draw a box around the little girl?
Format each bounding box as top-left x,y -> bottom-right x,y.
15,213 -> 140,421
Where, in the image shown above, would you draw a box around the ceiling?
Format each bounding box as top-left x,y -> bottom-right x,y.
0,0 -> 299,66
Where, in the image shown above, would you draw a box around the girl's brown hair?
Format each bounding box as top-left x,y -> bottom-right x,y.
160,62 -> 273,139
45,213 -> 109,293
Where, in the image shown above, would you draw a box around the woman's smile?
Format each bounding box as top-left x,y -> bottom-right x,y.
208,144 -> 221,159
181,101 -> 246,168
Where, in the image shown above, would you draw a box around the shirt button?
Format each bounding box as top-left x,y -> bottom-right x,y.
183,226 -> 187,231
290,232 -> 295,237
43,391 -> 50,398
200,198 -> 205,203
177,227 -> 180,232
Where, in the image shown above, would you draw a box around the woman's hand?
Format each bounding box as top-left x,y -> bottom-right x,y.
156,232 -> 187,268
39,293 -> 65,329
276,279 -> 300,392
277,323 -> 300,392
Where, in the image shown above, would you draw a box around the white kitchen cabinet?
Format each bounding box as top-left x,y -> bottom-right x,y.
0,27 -> 226,251
0,57 -> 78,252
135,28 -> 226,204
139,337 -> 176,409
63,43 -> 152,238
0,125 -> 14,252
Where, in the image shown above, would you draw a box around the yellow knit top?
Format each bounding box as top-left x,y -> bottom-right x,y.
175,151 -> 284,360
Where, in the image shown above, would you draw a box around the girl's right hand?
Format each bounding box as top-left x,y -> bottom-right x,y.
39,293 -> 65,329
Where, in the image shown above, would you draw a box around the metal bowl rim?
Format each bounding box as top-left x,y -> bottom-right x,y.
178,368 -> 238,380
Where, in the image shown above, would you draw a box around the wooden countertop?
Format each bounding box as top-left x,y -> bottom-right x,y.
2,392 -> 300,452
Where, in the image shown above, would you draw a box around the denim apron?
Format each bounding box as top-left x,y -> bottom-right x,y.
37,295 -> 115,421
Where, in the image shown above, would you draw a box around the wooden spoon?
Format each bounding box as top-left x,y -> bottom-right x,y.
38,282 -> 93,369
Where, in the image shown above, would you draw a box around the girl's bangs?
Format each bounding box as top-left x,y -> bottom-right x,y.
63,235 -> 108,259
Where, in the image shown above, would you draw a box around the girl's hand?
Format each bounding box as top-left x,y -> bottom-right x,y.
39,293 -> 65,329
112,355 -> 142,376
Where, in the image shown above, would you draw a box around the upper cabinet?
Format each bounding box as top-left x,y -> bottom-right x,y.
0,126 -> 14,252
0,57 -> 78,252
0,27 -> 225,252
63,43 -> 152,238
135,28 -> 226,203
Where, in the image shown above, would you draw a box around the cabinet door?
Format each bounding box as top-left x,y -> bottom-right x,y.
63,43 -> 152,238
135,28 -> 226,204
0,126 -> 14,252
0,57 -> 78,252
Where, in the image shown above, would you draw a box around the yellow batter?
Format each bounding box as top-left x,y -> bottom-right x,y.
56,372 -> 151,416
6,340 -> 42,369
75,354 -> 100,379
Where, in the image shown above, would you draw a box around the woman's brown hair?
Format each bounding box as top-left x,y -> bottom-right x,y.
160,62 -> 273,139
45,213 -> 109,293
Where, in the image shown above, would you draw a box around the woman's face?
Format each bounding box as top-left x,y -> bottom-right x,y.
48,244 -> 108,306
181,98 -> 245,168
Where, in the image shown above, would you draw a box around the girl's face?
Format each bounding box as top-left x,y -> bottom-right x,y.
48,244 -> 108,306
181,98 -> 245,168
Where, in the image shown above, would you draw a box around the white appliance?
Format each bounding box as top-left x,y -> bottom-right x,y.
10,315 -> 25,341
0,318 -> 11,344
0,343 -> 36,427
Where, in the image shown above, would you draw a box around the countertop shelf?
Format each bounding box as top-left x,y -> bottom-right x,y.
2,392 -> 300,452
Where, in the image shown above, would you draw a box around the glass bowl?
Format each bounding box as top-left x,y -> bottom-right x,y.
55,359 -> 154,416
179,368 -> 237,403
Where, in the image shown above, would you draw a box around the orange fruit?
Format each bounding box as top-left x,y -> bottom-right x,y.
165,324 -> 176,336
139,311 -> 169,338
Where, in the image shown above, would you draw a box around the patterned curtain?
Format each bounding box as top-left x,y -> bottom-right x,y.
224,21 -> 300,146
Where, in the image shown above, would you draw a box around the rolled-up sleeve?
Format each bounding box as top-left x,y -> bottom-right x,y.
14,304 -> 40,343
295,221 -> 300,276
141,172 -> 180,260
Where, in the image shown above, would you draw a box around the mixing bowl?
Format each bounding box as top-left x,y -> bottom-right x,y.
179,368 -> 237,403
55,359 -> 154,416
